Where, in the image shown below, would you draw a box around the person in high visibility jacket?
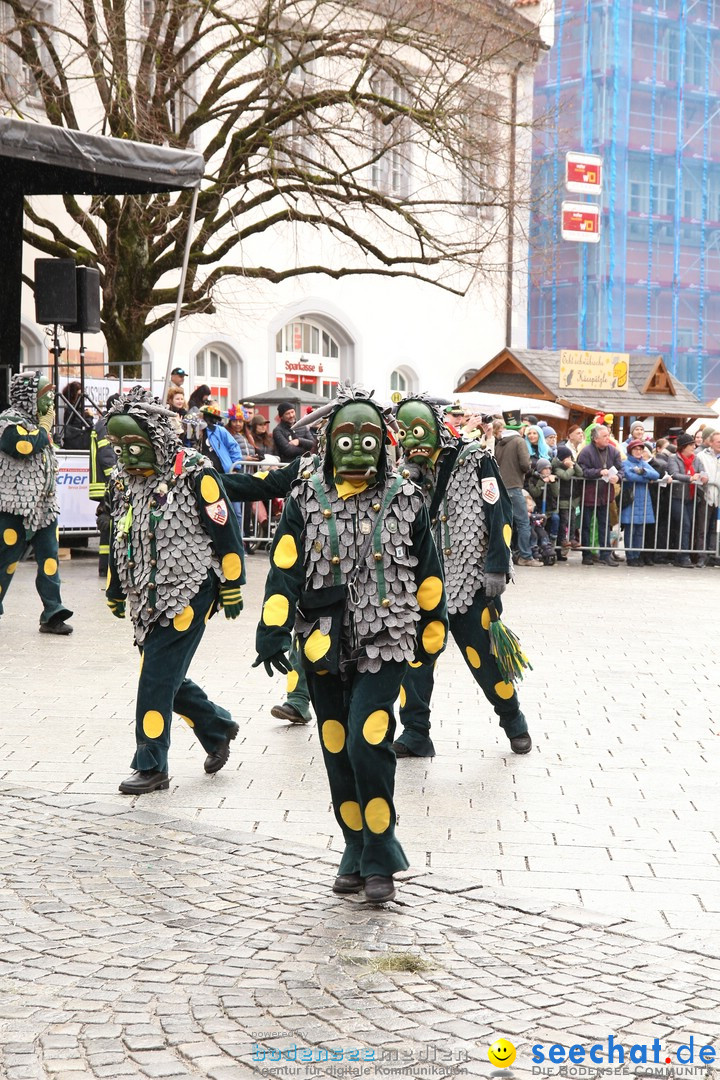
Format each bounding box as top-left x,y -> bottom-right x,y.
89,394 -> 120,575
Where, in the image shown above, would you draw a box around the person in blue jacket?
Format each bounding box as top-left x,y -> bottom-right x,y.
621,440 -> 660,565
198,404 -> 243,474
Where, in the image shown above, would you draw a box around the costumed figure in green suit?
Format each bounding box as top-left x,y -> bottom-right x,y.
106,387 -> 245,794
253,383 -> 448,904
393,394 -> 532,758
0,371 -> 73,634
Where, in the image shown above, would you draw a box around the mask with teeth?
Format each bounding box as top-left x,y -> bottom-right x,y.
396,400 -> 439,463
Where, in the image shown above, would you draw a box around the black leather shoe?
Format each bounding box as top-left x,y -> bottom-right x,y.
118,770 -> 170,794
510,734 -> 533,754
392,740 -> 433,758
333,872 -> 364,895
364,876 -> 396,903
270,703 -> 310,724
204,722 -> 240,774
39,620 -> 73,635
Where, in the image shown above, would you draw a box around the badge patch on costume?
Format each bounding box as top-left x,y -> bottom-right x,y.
360,520 -> 372,535
481,478 -> 499,505
205,498 -> 229,525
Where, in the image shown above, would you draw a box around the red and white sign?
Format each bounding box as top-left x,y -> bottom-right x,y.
561,202 -> 601,243
565,152 -> 603,195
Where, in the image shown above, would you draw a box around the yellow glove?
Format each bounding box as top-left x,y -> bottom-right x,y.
38,407 -> 55,433
220,585 -> 243,619
107,597 -> 126,619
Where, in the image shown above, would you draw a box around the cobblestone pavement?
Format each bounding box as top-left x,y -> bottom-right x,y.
1,786 -> 719,1080
1,553 -> 719,936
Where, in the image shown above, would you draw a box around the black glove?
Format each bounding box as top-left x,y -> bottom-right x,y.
252,652 -> 292,677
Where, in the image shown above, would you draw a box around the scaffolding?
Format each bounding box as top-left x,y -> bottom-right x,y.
528,0 -> 720,402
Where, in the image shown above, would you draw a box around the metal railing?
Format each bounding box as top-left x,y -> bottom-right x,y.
228,458 -> 284,552
527,474 -> 720,564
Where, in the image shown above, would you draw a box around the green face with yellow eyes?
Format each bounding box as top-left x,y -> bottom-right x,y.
330,402 -> 383,483
107,414 -> 157,476
396,401 -> 439,463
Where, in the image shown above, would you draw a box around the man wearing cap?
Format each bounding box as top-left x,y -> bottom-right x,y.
494,410 -> 542,567
170,367 -> 188,389
273,403 -> 315,462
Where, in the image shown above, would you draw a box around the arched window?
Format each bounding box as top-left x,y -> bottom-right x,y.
275,318 -> 341,398
389,365 -> 417,397
456,368 -> 478,389
195,346 -> 232,410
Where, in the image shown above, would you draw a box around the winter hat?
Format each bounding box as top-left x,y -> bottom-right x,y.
544,426 -> 557,437
535,457 -> 552,472
627,439 -> 646,453
556,445 -> 573,461
701,426 -> 716,441
677,433 -> 695,451
277,402 -> 294,417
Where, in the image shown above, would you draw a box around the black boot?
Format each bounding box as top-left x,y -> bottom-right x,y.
204,722 -> 240,774
333,872 -> 364,895
364,876 -> 396,903
118,770 -> 170,794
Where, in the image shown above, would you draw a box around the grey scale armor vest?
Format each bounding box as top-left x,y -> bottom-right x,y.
0,412 -> 59,532
110,452 -> 221,645
293,474 -> 424,673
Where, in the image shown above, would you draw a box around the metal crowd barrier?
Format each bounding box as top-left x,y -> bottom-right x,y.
531,474 -> 720,564
227,459 -> 285,553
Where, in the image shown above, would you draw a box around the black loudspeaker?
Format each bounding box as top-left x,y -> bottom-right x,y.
34,258 -> 77,325
65,267 -> 101,334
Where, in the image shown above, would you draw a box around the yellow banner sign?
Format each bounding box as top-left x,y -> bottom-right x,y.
559,350 -> 629,391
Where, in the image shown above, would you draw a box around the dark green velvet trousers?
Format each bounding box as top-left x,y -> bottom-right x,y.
132,575 -> 237,772
397,591 -> 527,757
0,512 -> 72,626
307,660 -> 409,878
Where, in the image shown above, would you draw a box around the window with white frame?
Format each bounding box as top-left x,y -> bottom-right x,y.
370,76 -> 412,198
275,318 -> 341,398
390,369 -> 408,394
195,347 -> 232,410
459,100 -> 498,217
267,40 -> 318,167
168,50 -> 197,140
20,0 -> 53,99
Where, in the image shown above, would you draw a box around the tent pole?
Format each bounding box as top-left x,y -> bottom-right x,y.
162,185 -> 199,403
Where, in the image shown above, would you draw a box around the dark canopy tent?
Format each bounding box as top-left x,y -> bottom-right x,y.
0,117 -> 204,392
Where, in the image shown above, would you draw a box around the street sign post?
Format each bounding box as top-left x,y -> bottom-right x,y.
561,202 -> 601,242
565,152 -> 603,195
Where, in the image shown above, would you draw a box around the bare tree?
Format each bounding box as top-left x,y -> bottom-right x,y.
0,0 -> 541,365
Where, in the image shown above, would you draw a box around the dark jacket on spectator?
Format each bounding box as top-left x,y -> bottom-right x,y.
272,419 -> 315,462
577,440 -> 623,505
494,432 -> 531,490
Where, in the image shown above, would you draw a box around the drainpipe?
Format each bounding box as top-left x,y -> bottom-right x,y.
506,60 -> 524,348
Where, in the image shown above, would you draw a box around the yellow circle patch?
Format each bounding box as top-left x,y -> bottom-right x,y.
339,801 -> 363,831
142,710 -> 165,738
286,669 -> 299,693
399,686 -> 406,708
179,714 -> 195,728
262,593 -> 290,627
502,524 -> 513,547
422,620 -> 446,655
7,562 -> 17,575
466,646 -> 481,669
16,425 -> 27,435
273,534 -> 298,569
322,719 -> 345,753
408,660 -> 423,669
222,552 -> 242,581
494,680 -> 515,700
200,475 -> 221,503
304,628 -> 331,663
481,607 -> 492,630
365,797 -> 391,834
417,576 -> 443,611
173,605 -> 194,632
43,558 -> 58,576
3,529 -> 18,546
16,440 -> 33,455
363,710 -> 389,745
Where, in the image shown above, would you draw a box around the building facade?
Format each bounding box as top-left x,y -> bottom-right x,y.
529,0 -> 720,402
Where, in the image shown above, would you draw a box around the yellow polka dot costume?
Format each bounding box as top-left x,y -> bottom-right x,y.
255,385 -> 448,881
106,388 -> 245,776
0,372 -> 72,630
395,395 -> 529,757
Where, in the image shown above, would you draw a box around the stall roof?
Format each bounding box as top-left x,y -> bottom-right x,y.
0,117 -> 204,195
457,347 -> 717,419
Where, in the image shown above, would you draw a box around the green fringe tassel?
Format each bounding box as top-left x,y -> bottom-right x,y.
488,603 -> 533,683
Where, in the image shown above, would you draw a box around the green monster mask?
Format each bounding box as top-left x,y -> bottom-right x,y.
107,414 -> 158,476
396,401 -> 439,464
37,376 -> 55,416
330,402 -> 383,484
